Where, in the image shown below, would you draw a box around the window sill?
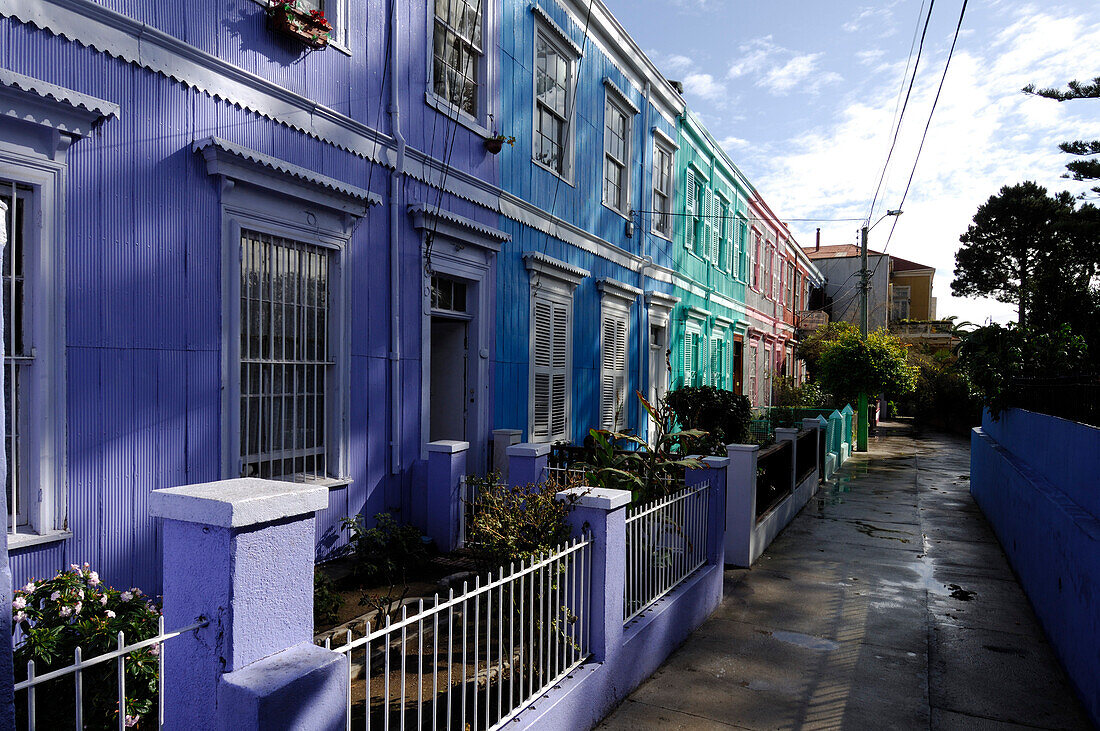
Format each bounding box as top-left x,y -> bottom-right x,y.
532,158 -> 574,187
279,474 -> 352,490
424,93 -> 492,138
650,229 -> 673,242
601,201 -> 631,221
8,529 -> 72,551
248,0 -> 351,56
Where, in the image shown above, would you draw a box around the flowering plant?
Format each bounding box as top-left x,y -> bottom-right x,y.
267,1 -> 333,47
12,564 -> 161,728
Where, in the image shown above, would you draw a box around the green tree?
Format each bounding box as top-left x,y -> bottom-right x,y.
795,320 -> 859,380
816,328 -> 917,406
956,323 -> 1090,417
952,182 -> 1078,328
1023,77 -> 1100,197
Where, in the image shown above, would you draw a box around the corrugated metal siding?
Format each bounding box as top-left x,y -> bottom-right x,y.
5,0 -> 503,595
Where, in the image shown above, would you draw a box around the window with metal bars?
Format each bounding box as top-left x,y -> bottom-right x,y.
239,230 -> 333,481
3,183 -> 30,534
433,0 -> 483,117
534,30 -> 572,176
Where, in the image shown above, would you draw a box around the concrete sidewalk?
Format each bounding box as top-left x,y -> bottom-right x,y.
599,422 -> 1093,730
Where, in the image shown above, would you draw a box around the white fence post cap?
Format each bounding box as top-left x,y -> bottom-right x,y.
726,443 -> 760,454
150,478 -> 329,529
507,442 -> 551,458
555,487 -> 631,511
427,440 -> 470,454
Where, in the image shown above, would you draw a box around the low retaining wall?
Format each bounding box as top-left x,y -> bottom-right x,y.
971,409 -> 1100,725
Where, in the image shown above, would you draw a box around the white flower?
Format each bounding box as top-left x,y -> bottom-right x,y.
88,572 -> 100,586
149,643 -> 160,657
13,611 -> 25,623
132,588 -> 142,597
12,596 -> 26,611
76,589 -> 84,600
120,591 -> 133,602
105,610 -> 116,619
70,564 -> 80,572
99,595 -> 108,606
50,591 -> 60,601
59,606 -> 72,618
125,715 -> 140,727
72,601 -> 82,615
22,582 -> 35,593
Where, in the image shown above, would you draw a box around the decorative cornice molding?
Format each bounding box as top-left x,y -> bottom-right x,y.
523,251 -> 590,288
644,290 -> 679,317
408,203 -> 509,251
3,0 -> 394,167
685,305 -> 711,320
194,136 -> 380,215
0,67 -> 119,137
530,4 -> 583,57
651,126 -> 678,150
602,78 -> 639,116
597,277 -> 642,306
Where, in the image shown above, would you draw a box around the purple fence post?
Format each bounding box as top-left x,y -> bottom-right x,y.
686,457 -> 728,568
724,444 -> 760,568
804,417 -> 826,487
427,440 -> 469,552
507,442 -> 550,488
555,487 -> 630,662
0,198 -> 11,729
150,478 -> 346,730
776,427 -> 798,492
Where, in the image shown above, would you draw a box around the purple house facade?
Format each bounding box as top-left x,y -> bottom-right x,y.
0,0 -> 507,594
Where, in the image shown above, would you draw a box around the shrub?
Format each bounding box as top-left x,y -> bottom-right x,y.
342,513 -> 431,630
13,564 -> 160,729
313,568 -> 344,626
772,375 -> 830,408
665,386 -> 752,454
465,474 -> 577,567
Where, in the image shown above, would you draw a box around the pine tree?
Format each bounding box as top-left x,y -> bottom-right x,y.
1023,77 -> 1100,198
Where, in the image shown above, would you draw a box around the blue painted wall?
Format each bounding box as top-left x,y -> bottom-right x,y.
971,410 -> 1100,725
494,0 -> 681,443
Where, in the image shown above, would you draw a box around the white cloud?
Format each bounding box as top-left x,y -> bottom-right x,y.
683,72 -> 727,101
720,136 -> 750,152
727,37 -> 841,95
857,49 -> 886,66
842,5 -> 897,34
745,4 -> 1100,325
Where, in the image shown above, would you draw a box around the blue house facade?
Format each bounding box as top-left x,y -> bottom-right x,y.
0,0 -> 509,594
493,0 -> 685,446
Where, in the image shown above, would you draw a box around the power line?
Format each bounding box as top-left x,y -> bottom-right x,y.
631,210 -> 866,223
872,0 -> 969,280
867,0 -> 935,222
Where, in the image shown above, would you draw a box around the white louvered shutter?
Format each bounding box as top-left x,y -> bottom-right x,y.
613,318 -> 627,430
683,330 -> 694,386
600,314 -> 616,431
684,169 -> 696,250
708,195 -> 720,266
551,302 -> 569,441
532,298 -> 553,440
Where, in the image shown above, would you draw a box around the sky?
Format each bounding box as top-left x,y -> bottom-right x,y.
599,0 -> 1100,325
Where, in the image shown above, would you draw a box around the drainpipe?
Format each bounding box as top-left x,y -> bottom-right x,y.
638,81 -> 652,436
389,3 -> 406,475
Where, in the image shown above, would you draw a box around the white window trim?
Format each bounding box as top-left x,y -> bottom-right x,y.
0,70 -> 117,544
531,12 -> 581,183
601,82 -> 635,218
525,253 -> 588,443
651,135 -> 676,240
425,0 -> 493,134
199,140 -> 380,487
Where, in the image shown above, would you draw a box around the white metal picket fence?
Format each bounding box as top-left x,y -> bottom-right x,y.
544,465 -> 585,485
327,537 -> 592,731
13,615 -> 207,731
624,482 -> 711,623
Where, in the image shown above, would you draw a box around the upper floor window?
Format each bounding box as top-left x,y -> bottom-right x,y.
652,142 -> 674,237
786,262 -> 795,309
433,0 -> 484,118
534,30 -> 574,177
734,216 -> 747,280
715,198 -> 730,270
602,98 -> 631,214
4,184 -> 31,534
751,232 -> 761,290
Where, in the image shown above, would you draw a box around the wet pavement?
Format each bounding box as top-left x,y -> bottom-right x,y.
599,422 -> 1093,730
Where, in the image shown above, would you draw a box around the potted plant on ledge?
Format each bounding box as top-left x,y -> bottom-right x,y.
267,0 -> 332,50
485,133 -> 515,155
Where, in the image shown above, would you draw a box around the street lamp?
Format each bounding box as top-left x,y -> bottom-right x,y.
858,208 -> 903,452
